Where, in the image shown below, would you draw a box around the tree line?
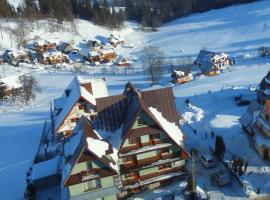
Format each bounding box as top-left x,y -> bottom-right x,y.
0,0 -> 125,29
126,0 -> 259,28
1,0 -> 260,29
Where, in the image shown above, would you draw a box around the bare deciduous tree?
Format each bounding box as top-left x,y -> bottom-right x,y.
19,75 -> 41,105
142,45 -> 164,85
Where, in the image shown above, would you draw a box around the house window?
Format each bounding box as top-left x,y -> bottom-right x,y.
161,148 -> 170,154
65,89 -> 71,97
151,133 -> 160,140
82,179 -> 101,191
265,114 -> 269,121
137,116 -> 146,126
128,137 -> 136,144
87,161 -> 93,170
158,163 -> 171,171
79,105 -> 84,110
71,118 -> 79,123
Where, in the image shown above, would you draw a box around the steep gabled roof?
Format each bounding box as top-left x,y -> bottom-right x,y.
0,74 -> 22,90
62,118 -> 117,187
259,71 -> 270,91
54,76 -> 108,133
94,83 -> 189,157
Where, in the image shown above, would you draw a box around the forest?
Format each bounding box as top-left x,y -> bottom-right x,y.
0,0 -> 259,29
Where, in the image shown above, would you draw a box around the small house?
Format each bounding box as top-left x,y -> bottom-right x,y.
171,70 -> 193,84
114,55 -> 130,67
87,40 -> 103,51
3,50 -> 31,66
56,42 -> 79,54
108,32 -> 124,47
0,74 -> 22,97
99,49 -> 116,63
194,50 -> 232,76
34,39 -> 60,53
38,50 -> 69,65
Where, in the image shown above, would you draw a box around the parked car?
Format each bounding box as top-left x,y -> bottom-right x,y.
211,170 -> 230,186
200,154 -> 216,168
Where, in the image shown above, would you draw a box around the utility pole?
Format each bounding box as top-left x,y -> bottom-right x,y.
190,149 -> 198,200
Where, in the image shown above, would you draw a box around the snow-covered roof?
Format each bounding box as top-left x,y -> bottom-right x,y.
43,50 -> 64,58
86,137 -> 109,158
35,40 -> 46,46
263,89 -> 270,96
54,76 -> 108,132
212,52 -> 228,61
32,156 -> 60,181
89,51 -> 99,57
99,49 -> 115,55
264,77 -> 270,85
35,39 -> 60,46
109,32 -> 124,41
174,70 -> 185,77
0,74 -> 22,90
148,107 -> 184,145
240,101 -> 261,130
114,55 -> 130,65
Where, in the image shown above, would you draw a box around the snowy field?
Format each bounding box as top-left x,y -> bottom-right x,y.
1,0 -> 270,199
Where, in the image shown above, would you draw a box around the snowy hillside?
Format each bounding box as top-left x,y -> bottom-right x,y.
1,0 -> 270,199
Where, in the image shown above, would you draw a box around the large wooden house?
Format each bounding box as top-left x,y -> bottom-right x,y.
252,100 -> 270,160
171,70 -> 193,84
194,50 -> 232,76
60,83 -> 189,199
240,70 -> 270,160
53,76 -> 108,137
56,42 -> 79,54
27,82 -> 189,200
34,39 -> 60,53
82,48 -> 116,64
3,49 -> 31,66
99,49 -> 117,63
38,50 -> 69,65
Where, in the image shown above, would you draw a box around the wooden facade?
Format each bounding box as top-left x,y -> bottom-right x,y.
252,100 -> 270,160
39,52 -> 69,65
35,40 -> 58,53
171,70 -> 192,84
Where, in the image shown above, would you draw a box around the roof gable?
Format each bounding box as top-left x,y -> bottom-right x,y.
63,118 -> 117,186
54,76 -> 108,133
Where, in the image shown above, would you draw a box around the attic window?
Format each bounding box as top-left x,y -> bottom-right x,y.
128,137 -> 136,144
65,89 -> 71,97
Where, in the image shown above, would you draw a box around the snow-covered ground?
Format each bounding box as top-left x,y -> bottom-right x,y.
1,0 -> 270,199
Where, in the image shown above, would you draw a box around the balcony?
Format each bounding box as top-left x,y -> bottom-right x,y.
81,169 -> 100,180
160,152 -> 173,160
122,174 -> 140,186
120,159 -> 138,171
